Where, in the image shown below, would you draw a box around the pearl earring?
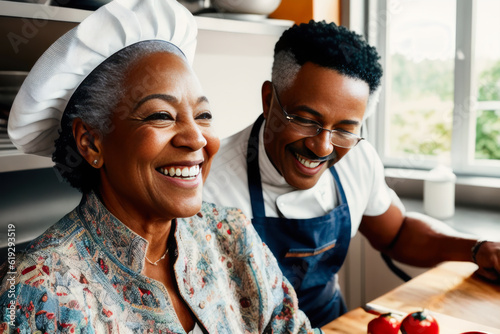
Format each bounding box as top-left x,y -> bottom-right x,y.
93,159 -> 98,165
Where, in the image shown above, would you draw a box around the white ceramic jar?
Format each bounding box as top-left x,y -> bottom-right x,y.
211,0 -> 282,15
423,165 -> 457,220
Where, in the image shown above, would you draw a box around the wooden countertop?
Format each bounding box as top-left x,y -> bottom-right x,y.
322,261 -> 500,333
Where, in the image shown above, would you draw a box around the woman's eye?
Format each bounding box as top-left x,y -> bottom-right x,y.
143,112 -> 174,122
196,112 -> 213,125
196,112 -> 212,120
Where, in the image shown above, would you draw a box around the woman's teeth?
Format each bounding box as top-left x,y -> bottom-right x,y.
159,165 -> 200,179
295,153 -> 321,168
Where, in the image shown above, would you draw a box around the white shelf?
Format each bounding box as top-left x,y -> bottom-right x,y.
0,149 -> 53,173
195,15 -> 292,36
0,1 -> 92,22
0,1 -> 291,35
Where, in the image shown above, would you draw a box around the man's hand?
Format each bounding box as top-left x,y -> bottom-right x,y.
474,241 -> 500,283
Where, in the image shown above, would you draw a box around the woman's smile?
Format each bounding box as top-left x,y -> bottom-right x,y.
157,162 -> 204,188
158,163 -> 201,180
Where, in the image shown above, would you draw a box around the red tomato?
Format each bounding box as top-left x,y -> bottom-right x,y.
401,310 -> 439,334
367,313 -> 401,334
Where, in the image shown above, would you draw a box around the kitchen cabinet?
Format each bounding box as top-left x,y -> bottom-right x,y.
0,0 -> 292,173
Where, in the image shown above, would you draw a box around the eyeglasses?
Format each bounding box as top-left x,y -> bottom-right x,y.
272,84 -> 364,149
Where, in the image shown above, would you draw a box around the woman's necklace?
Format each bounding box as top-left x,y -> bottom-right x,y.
145,247 -> 169,266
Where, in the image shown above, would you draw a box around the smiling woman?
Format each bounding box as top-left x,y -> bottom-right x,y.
68,50 -> 220,224
0,0 -> 319,333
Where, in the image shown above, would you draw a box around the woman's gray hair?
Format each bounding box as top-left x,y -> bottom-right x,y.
53,40 -> 186,192
70,41 -> 185,136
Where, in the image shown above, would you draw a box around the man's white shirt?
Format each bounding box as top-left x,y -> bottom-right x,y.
203,120 -> 396,237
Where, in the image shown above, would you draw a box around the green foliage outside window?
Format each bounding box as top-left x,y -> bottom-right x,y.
476,61 -> 500,160
390,54 -> 500,160
475,110 -> 500,160
478,61 -> 500,101
390,54 -> 453,157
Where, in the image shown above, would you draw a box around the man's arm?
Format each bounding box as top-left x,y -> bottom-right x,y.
359,203 -> 500,282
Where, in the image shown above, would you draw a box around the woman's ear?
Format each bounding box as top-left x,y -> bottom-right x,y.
72,118 -> 103,168
261,80 -> 273,119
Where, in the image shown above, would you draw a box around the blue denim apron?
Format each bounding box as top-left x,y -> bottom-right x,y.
246,115 -> 351,327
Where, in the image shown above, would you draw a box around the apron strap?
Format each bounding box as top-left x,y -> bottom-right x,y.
247,114 -> 266,218
245,115 -> 352,327
328,166 -> 347,205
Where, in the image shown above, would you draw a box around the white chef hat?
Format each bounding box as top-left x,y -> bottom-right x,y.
8,0 -> 197,157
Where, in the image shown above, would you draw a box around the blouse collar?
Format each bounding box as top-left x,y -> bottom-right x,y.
78,191 -> 149,274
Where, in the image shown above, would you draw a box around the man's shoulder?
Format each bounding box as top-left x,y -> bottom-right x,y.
336,140 -> 381,172
333,140 -> 386,197
347,139 -> 379,159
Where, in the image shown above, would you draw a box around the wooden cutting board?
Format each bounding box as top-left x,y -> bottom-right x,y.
322,308 -> 500,333
322,262 -> 500,333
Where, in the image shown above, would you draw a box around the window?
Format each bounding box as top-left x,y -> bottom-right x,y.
474,0 -> 500,164
369,0 -> 500,177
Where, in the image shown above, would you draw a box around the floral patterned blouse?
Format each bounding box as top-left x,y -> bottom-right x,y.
0,191 -> 320,334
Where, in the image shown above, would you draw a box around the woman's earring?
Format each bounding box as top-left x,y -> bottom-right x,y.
92,159 -> 98,166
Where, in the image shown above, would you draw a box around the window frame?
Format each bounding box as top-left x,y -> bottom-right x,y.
368,0 -> 500,178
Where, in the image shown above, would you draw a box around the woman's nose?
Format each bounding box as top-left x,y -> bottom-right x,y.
305,129 -> 334,158
171,119 -> 207,151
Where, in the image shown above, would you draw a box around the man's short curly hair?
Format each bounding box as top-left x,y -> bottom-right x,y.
52,41 -> 185,193
272,20 -> 383,94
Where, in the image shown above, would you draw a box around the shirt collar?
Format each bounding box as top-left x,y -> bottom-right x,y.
78,191 -> 149,274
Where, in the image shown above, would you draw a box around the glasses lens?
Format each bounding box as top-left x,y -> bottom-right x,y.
273,85 -> 362,149
331,132 -> 360,148
288,115 -> 361,148
288,118 -> 320,136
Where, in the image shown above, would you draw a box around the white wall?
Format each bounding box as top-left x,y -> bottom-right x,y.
193,29 -> 280,139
